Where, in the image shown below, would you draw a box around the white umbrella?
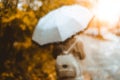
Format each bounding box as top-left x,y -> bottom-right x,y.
32,4 -> 93,45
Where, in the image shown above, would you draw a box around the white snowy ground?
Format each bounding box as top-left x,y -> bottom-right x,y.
78,34 -> 120,80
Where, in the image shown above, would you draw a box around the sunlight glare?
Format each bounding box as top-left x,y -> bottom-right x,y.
93,0 -> 120,25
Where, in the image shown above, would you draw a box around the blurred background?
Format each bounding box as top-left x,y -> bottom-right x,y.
0,0 -> 120,80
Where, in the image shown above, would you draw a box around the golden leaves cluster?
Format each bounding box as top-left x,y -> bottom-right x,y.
0,0 -> 76,80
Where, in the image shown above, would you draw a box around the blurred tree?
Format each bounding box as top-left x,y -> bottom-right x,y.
0,0 -> 76,80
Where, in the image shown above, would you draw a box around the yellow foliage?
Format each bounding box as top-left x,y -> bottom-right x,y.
0,0 -> 76,80
2,15 -> 16,23
20,24 -> 26,31
2,10 -> 37,30
22,11 -> 38,30
0,2 -> 3,8
1,72 -> 14,77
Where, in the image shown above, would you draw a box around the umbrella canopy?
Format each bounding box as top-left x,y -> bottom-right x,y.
32,5 -> 93,45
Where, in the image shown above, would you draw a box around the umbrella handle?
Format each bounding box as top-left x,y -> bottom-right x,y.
65,36 -> 80,54
63,36 -> 84,79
